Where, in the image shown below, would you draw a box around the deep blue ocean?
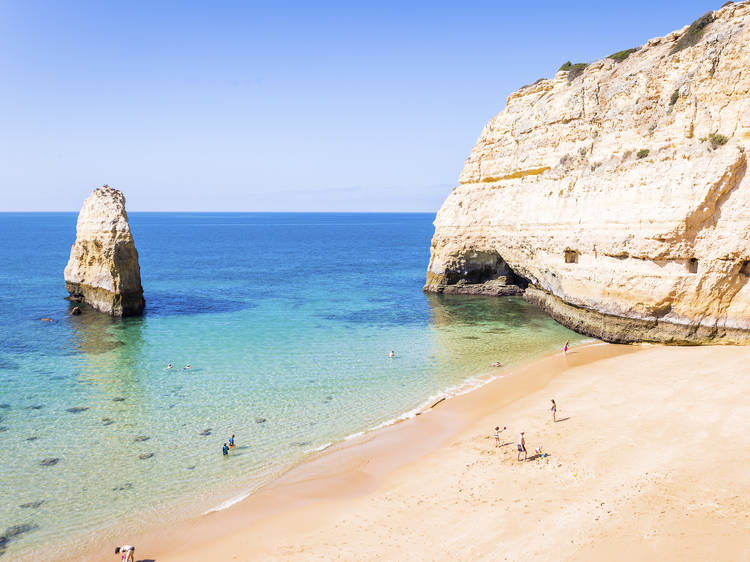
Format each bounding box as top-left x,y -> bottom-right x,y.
0,213 -> 584,559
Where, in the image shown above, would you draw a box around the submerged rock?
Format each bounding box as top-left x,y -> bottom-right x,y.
199,429 -> 212,436
39,458 -> 59,466
425,3 -> 750,344
133,435 -> 150,442
5,524 -> 37,538
19,501 -> 44,509
64,185 -> 145,317
66,406 -> 89,413
138,452 -> 154,460
255,417 -> 267,424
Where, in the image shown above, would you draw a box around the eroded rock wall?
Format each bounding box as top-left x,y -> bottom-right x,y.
64,186 -> 145,316
426,3 -> 750,344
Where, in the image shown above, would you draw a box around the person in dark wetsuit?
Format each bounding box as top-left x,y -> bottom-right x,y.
222,443 -> 229,456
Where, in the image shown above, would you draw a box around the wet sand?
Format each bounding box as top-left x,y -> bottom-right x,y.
87,343 -> 750,560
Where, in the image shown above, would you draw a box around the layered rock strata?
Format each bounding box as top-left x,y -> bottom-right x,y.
64,186 -> 145,316
426,3 -> 750,344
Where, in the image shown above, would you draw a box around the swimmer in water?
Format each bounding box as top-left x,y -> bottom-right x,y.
184,363 -> 191,370
167,363 -> 173,370
389,350 -> 395,358
491,361 -> 502,367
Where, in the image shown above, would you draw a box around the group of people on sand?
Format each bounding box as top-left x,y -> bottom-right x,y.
494,398 -> 559,462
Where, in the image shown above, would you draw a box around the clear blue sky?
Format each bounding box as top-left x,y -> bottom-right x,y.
0,0 -> 716,211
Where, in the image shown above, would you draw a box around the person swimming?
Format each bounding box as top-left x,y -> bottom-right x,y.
184,363 -> 191,370
228,434 -> 235,448
167,363 -> 173,370
222,443 -> 229,456
389,350 -> 395,358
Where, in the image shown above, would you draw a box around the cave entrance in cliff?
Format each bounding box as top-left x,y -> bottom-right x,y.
445,252 -> 530,290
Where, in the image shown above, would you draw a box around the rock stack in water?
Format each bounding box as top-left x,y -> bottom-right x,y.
64,186 -> 145,316
425,3 -> 750,344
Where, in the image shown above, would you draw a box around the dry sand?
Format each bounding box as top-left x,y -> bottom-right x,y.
101,343 -> 750,561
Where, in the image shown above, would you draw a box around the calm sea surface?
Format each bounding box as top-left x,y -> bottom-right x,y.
0,213 -> 585,558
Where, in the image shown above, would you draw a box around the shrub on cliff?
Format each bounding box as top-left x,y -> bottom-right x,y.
670,11 -> 715,54
608,48 -> 638,62
637,149 -> 650,159
709,133 -> 728,147
559,61 -> 589,82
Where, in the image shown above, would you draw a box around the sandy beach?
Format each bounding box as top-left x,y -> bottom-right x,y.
83,342 -> 749,561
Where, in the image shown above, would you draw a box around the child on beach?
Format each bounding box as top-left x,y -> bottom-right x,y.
517,432 -> 527,461
550,399 -> 557,423
229,434 -> 235,448
493,426 -> 506,447
114,545 -> 135,562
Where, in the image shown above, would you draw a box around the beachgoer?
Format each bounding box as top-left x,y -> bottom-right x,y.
184,363 -> 191,370
491,361 -> 502,367
389,350 -> 395,358
229,434 -> 235,448
493,426 -> 506,447
517,432 -> 527,461
563,341 -> 569,355
535,445 -> 544,456
222,443 -> 229,456
115,545 -> 135,562
550,399 -> 557,423
167,363 -> 173,369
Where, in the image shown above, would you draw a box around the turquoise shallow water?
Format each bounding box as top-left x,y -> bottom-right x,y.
0,213 -> 585,558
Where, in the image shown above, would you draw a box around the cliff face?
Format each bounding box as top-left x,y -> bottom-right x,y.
64,186 -> 145,316
426,3 -> 750,344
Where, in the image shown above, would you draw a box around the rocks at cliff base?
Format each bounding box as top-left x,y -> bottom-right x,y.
425,3 -> 750,345
64,186 -> 145,317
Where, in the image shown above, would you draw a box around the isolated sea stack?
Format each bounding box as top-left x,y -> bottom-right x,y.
425,3 -> 750,344
64,186 -> 145,316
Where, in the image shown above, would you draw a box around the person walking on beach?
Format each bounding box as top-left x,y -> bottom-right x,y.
222,443 -> 229,456
550,399 -> 557,423
517,432 -> 527,461
115,545 -> 135,562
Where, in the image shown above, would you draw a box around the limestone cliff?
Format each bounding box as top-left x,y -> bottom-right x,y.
426,3 -> 750,344
65,186 -> 145,316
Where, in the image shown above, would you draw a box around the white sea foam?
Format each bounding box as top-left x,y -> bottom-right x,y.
305,442 -> 333,453
203,491 -> 251,514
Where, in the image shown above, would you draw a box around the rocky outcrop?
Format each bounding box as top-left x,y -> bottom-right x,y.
426,3 -> 750,344
64,186 -> 145,316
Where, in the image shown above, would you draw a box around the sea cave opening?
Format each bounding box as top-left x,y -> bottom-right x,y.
444,251 -> 530,290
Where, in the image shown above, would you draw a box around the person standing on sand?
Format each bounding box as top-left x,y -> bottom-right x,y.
550,399 -> 557,423
517,432 -> 527,461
